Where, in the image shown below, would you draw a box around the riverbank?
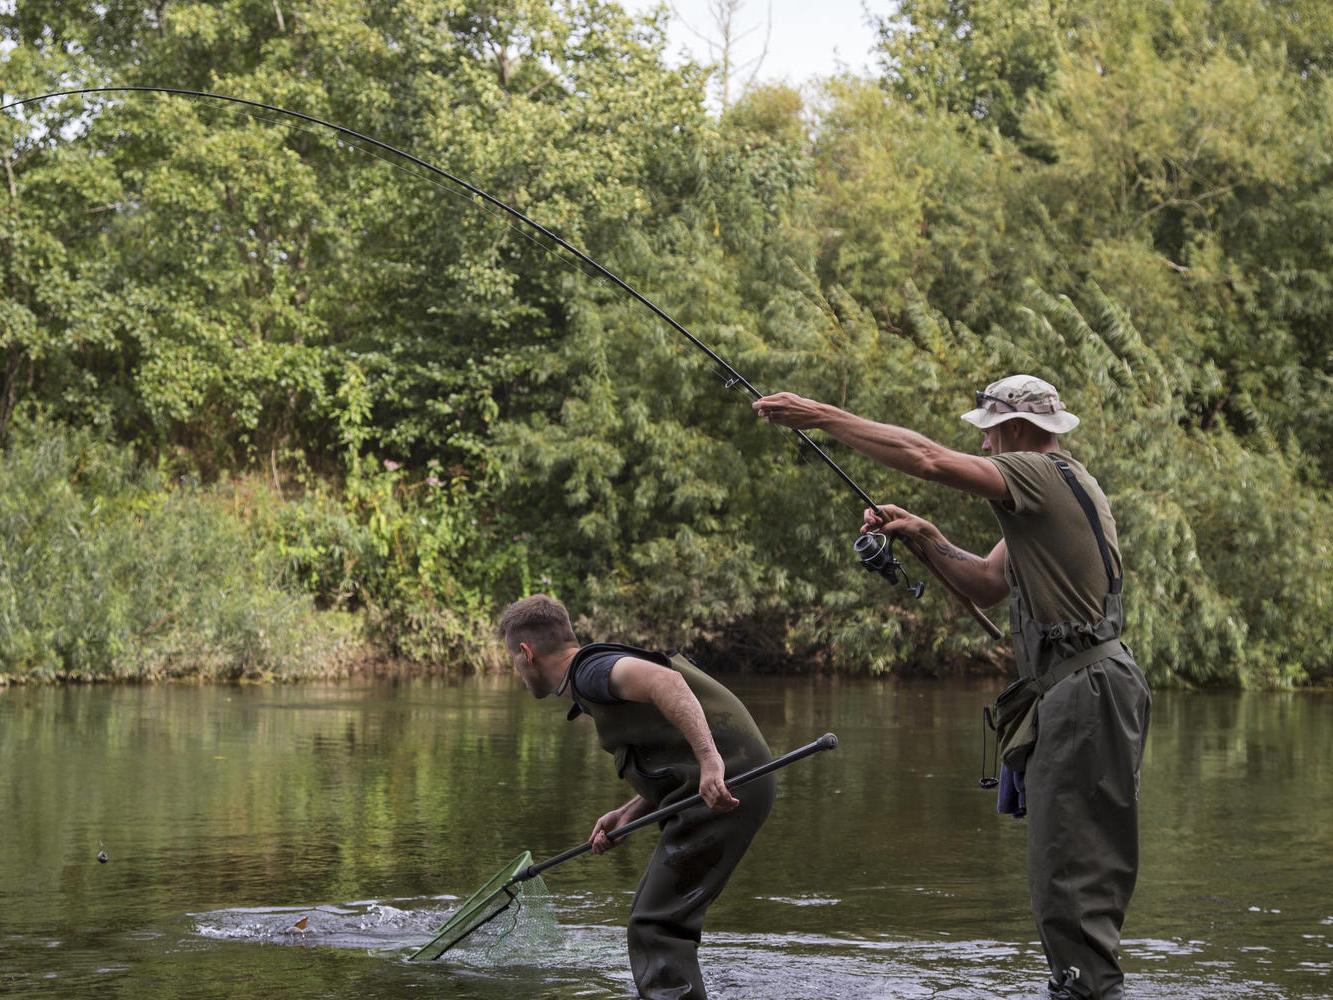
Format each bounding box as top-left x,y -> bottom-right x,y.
2,428 -> 1326,689
1,427 -> 1009,686
0,429 -> 511,684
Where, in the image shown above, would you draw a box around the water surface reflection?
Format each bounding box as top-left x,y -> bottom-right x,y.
1,677 -> 1328,998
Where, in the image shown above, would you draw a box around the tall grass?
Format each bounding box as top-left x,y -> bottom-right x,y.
0,427 -> 357,681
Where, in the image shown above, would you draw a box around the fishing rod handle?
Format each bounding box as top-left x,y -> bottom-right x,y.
519,733 -> 839,881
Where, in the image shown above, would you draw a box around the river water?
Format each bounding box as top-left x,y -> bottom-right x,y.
1,675 -> 1329,999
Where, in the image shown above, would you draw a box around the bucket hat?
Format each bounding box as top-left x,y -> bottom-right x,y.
960,375 -> 1080,434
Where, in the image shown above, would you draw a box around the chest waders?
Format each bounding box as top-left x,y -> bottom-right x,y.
564,644 -> 775,1000
1002,458 -> 1151,1000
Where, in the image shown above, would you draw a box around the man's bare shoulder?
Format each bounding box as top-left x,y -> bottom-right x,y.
607,656 -> 677,702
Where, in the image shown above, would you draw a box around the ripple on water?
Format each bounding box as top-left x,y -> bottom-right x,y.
192,897 -> 457,952
700,932 -> 1296,1000
185,896 -> 1319,1000
1123,936 -> 1208,959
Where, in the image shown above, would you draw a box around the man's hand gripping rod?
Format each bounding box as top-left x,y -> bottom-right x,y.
728,375 -> 1003,640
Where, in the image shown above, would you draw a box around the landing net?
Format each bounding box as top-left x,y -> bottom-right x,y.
409,851 -> 557,961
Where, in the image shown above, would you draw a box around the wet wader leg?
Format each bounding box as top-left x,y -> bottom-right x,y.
627,775 -> 775,1000
1026,658 -> 1150,1000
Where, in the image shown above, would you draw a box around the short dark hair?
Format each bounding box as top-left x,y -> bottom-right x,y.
497,594 -> 578,654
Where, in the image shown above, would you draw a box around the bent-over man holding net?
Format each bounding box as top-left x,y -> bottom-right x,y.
498,594 -> 774,1000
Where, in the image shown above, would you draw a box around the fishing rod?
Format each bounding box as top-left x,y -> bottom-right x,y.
2,86 -> 1002,639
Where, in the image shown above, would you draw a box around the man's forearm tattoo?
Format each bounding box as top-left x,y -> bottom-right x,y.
933,540 -> 983,564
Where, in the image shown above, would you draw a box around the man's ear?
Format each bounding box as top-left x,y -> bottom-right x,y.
518,640 -> 534,662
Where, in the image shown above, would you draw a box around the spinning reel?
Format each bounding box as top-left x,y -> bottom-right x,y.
852,531 -> 926,599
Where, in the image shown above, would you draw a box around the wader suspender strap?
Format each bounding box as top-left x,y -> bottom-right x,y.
1050,457 -> 1122,595
1032,457 -> 1126,693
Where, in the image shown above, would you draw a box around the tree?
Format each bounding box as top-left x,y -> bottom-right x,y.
671,0 -> 772,109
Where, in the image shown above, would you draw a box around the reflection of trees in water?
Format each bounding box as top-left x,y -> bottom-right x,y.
2,679 -> 1328,998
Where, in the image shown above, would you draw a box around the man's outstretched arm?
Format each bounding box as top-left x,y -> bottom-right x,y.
753,392 -> 1010,503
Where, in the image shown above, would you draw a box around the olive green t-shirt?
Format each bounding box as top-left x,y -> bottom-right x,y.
987,450 -> 1121,625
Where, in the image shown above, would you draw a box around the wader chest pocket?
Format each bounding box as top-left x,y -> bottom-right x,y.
615,747 -> 675,780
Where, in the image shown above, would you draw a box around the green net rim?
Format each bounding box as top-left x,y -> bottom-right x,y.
409,851 -> 533,961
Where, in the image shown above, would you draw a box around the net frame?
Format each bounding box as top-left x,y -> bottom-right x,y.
410,851 -> 533,961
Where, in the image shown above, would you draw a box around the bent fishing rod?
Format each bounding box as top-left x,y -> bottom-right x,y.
2,86 -> 1002,640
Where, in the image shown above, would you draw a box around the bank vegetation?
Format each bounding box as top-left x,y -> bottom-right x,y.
2,1 -> 1330,686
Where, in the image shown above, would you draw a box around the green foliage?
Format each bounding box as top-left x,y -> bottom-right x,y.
995,285 -> 1331,688
3,1 -> 1332,686
875,0 -> 1082,138
0,425 -> 353,680
871,1 -> 1333,476
262,455 -> 559,666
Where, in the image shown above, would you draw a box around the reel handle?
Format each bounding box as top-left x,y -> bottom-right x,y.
852,530 -> 926,597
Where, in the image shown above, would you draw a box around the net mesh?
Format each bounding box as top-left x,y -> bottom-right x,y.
410,851 -> 558,961
458,869 -> 561,965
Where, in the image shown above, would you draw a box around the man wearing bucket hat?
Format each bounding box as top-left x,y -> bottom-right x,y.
752,375 -> 1150,1000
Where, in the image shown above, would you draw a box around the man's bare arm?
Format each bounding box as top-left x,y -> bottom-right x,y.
608,658 -> 739,812
589,794 -> 650,854
754,392 -> 1011,503
926,537 -> 1010,608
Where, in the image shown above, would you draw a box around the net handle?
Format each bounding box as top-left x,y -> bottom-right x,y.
518,733 -> 839,881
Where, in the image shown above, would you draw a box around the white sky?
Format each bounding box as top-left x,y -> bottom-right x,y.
620,0 -> 887,94
1,3 -> 888,96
